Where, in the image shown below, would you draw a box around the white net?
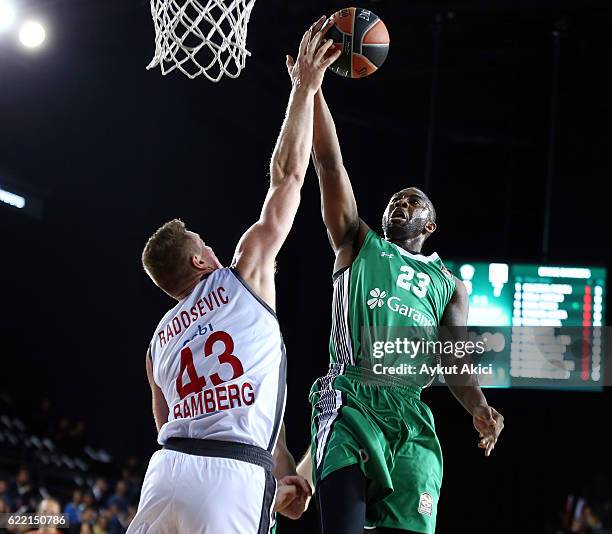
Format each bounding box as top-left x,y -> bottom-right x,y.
147,0 -> 257,81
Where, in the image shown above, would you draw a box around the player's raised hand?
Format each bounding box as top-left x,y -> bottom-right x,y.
286,16 -> 341,93
473,405 -> 504,456
273,475 -> 312,519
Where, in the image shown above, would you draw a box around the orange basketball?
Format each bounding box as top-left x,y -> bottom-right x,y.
327,7 -> 390,78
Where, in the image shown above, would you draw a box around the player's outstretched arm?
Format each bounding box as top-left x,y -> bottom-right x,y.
233,20 -> 341,309
285,18 -> 368,269
440,279 -> 504,456
313,89 -> 369,262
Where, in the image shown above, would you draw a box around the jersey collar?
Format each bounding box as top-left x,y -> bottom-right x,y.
388,241 -> 439,263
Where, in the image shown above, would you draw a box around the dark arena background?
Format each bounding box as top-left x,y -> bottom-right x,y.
1,0 -> 611,533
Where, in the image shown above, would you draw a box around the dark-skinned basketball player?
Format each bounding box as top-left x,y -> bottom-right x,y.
291,17 -> 505,534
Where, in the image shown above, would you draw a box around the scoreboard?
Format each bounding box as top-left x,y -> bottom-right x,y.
443,261 -> 607,391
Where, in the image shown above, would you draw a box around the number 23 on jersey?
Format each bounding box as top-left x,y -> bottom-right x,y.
396,265 -> 431,298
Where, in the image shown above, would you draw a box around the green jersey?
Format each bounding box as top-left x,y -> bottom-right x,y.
329,229 -> 456,388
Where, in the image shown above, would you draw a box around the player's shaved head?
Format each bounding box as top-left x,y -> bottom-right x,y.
142,219 -> 204,298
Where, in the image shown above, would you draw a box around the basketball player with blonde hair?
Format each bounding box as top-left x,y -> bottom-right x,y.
128,20 -> 341,534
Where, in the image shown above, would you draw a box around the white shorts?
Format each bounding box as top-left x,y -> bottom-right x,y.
127,447 -> 276,534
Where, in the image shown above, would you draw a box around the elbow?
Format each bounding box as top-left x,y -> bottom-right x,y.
312,154 -> 345,176
270,161 -> 306,186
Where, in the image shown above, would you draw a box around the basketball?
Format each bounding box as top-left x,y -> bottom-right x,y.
326,7 -> 390,78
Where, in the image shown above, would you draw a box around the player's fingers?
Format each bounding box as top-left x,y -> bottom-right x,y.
309,15 -> 326,36
308,29 -> 326,57
286,54 -> 295,72
298,28 -> 311,57
280,475 -> 312,497
298,478 -> 313,497
496,416 -> 505,434
273,486 -> 297,512
315,38 -> 335,63
321,48 -> 342,68
320,17 -> 335,36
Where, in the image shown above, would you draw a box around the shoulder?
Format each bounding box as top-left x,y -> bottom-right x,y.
440,276 -> 469,325
449,276 -> 468,304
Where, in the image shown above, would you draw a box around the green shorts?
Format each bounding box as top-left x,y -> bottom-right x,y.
310,365 -> 443,534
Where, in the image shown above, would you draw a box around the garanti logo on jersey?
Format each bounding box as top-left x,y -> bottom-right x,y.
366,288 -> 436,327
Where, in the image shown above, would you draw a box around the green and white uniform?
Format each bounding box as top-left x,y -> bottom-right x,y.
310,229 -> 455,533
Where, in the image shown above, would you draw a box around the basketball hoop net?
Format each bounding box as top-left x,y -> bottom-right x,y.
147,0 -> 257,81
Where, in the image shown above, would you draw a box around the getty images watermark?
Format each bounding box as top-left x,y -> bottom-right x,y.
357,326 -> 609,389
371,337 -> 493,377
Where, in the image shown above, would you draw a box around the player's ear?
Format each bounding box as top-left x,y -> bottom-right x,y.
191,254 -> 206,270
424,221 -> 437,235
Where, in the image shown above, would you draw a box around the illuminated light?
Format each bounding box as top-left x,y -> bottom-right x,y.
541,293 -> 564,303
514,292 -> 522,300
522,283 -> 572,295
593,312 -> 602,321
521,301 -> 559,311
0,186 -> 26,208
19,20 -> 46,48
593,320 -> 602,327
489,263 -> 508,297
460,264 -> 475,281
594,303 -> 602,313
514,301 -> 521,309
581,371 -> 589,381
538,266 -> 592,279
594,295 -> 602,304
481,332 -> 505,352
490,263 -> 509,283
594,286 -> 603,296
585,285 -> 592,293
473,295 -> 489,306
522,309 -> 567,320
515,283 -> 522,291
511,368 -> 571,379
0,0 -> 15,31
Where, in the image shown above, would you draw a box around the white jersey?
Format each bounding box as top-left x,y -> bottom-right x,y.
149,267 -> 286,453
